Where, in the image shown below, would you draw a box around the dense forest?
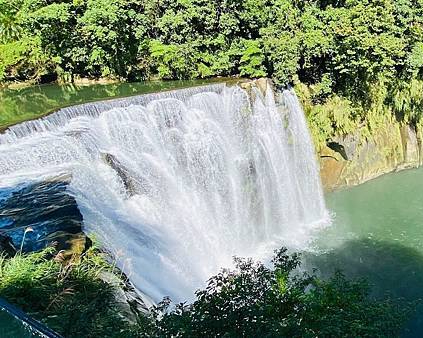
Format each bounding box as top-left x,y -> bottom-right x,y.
2,0 -> 423,145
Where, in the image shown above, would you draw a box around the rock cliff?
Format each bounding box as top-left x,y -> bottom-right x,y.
319,119 -> 421,191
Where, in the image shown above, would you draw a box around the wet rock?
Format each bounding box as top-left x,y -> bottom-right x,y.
0,232 -> 16,257
255,78 -> 269,96
0,180 -> 83,252
100,270 -> 150,324
399,124 -> 420,169
240,78 -> 271,97
102,153 -> 151,197
44,231 -> 91,260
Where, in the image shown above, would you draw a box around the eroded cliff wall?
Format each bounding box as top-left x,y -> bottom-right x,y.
318,119 -> 422,191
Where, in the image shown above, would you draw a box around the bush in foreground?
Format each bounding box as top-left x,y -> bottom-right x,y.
0,247 -> 416,337
0,246 -> 137,338
149,248 -> 415,337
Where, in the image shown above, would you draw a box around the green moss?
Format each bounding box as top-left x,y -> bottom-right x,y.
295,82 -> 360,151
297,78 -> 423,154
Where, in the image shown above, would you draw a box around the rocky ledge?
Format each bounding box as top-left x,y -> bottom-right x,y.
319,118 -> 421,191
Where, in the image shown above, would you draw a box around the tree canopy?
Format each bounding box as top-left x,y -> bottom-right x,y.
2,0 -> 423,145
140,247 -> 415,337
0,0 -> 422,92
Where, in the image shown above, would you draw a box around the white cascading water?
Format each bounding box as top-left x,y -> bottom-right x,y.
0,82 -> 329,302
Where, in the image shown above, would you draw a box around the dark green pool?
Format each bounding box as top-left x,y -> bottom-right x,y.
310,167 -> 423,337
0,310 -> 36,337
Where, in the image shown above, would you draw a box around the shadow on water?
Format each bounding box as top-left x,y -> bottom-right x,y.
304,238 -> 423,337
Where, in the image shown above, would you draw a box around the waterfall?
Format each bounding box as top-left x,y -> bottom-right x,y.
0,81 -> 329,302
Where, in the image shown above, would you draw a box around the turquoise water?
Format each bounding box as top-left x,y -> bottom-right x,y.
0,310 -> 36,337
310,168 -> 423,336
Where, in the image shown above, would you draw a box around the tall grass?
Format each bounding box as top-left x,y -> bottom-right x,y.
0,245 -> 142,338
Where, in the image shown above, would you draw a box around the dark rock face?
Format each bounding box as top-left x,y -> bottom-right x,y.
102,153 -> 150,197
0,232 -> 16,257
319,119 -> 422,191
0,180 -> 83,252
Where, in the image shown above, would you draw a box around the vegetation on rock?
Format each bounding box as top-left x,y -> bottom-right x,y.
0,245 -> 140,337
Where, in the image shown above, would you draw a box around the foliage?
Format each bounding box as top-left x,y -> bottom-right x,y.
0,0 -> 421,87
0,36 -> 60,82
144,247 -> 414,337
389,78 -> 423,125
2,0 -> 423,143
296,82 -> 360,150
239,40 -> 267,78
0,245 -> 415,337
0,247 -> 140,338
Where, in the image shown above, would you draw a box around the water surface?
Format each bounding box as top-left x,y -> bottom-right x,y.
310,168 -> 423,336
0,310 -> 37,337
0,79 -> 229,130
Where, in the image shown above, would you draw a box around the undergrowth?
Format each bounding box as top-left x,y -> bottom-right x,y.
0,245 -> 417,337
0,246 -> 142,338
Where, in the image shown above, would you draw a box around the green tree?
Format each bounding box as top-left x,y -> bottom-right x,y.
148,248 -> 415,337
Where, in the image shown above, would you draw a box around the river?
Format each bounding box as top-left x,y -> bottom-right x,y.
0,79 -> 228,131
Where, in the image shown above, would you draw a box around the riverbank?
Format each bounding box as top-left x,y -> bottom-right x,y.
294,81 -> 423,191
0,76 -> 125,89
